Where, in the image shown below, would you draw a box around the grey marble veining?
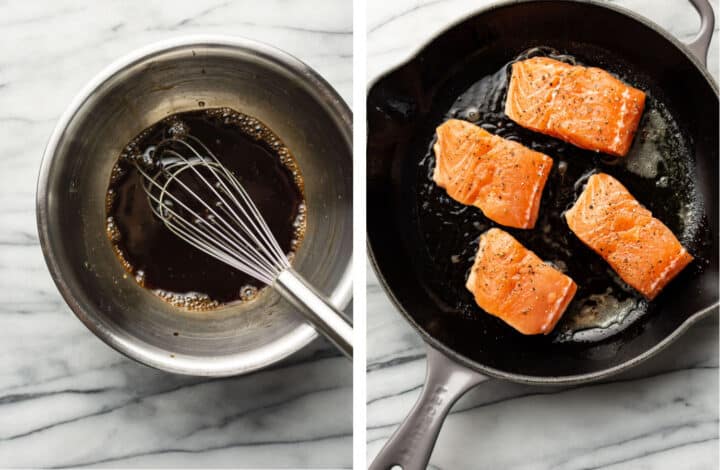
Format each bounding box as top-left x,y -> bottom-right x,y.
366,0 -> 719,469
0,0 -> 351,468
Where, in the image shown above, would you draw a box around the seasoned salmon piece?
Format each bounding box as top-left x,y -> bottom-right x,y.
565,173 -> 692,299
505,57 -> 646,157
466,228 -> 577,335
433,119 -> 553,229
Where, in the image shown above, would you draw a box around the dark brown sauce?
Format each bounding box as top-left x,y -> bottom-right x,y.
106,108 -> 306,309
416,47 -> 710,343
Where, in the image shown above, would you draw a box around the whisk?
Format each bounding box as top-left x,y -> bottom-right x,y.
133,135 -> 353,358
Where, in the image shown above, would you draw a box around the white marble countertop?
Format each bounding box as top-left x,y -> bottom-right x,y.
366,1 -> 719,469
0,1 -> 351,468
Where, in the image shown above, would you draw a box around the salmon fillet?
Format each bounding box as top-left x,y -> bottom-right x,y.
466,228 -> 577,335
565,173 -> 692,300
505,57 -> 646,157
433,119 -> 553,229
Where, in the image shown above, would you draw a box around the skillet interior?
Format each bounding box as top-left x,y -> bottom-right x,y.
367,0 -> 719,379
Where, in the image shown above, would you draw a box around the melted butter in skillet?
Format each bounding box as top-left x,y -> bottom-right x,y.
106,108 -> 306,310
417,47 -> 708,343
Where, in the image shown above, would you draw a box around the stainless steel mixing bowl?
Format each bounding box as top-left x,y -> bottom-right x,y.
37,36 -> 353,376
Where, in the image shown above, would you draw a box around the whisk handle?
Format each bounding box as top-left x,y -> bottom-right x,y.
274,269 -> 353,358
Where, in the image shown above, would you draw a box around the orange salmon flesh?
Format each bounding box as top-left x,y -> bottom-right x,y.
505,57 -> 646,157
466,228 -> 577,335
565,173 -> 693,300
433,119 -> 553,229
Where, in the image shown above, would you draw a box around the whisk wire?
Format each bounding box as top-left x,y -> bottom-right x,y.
160,152 -> 274,263
180,136 -> 289,268
174,136 -> 288,268
133,137 -> 295,284
135,163 -> 278,284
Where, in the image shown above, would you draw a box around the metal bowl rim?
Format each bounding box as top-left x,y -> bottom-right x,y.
37,34 -> 353,376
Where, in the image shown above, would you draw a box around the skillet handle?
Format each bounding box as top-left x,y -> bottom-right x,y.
685,0 -> 715,65
369,343 -> 485,470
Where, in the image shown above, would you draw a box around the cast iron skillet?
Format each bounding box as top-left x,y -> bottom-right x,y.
367,1 -> 718,468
